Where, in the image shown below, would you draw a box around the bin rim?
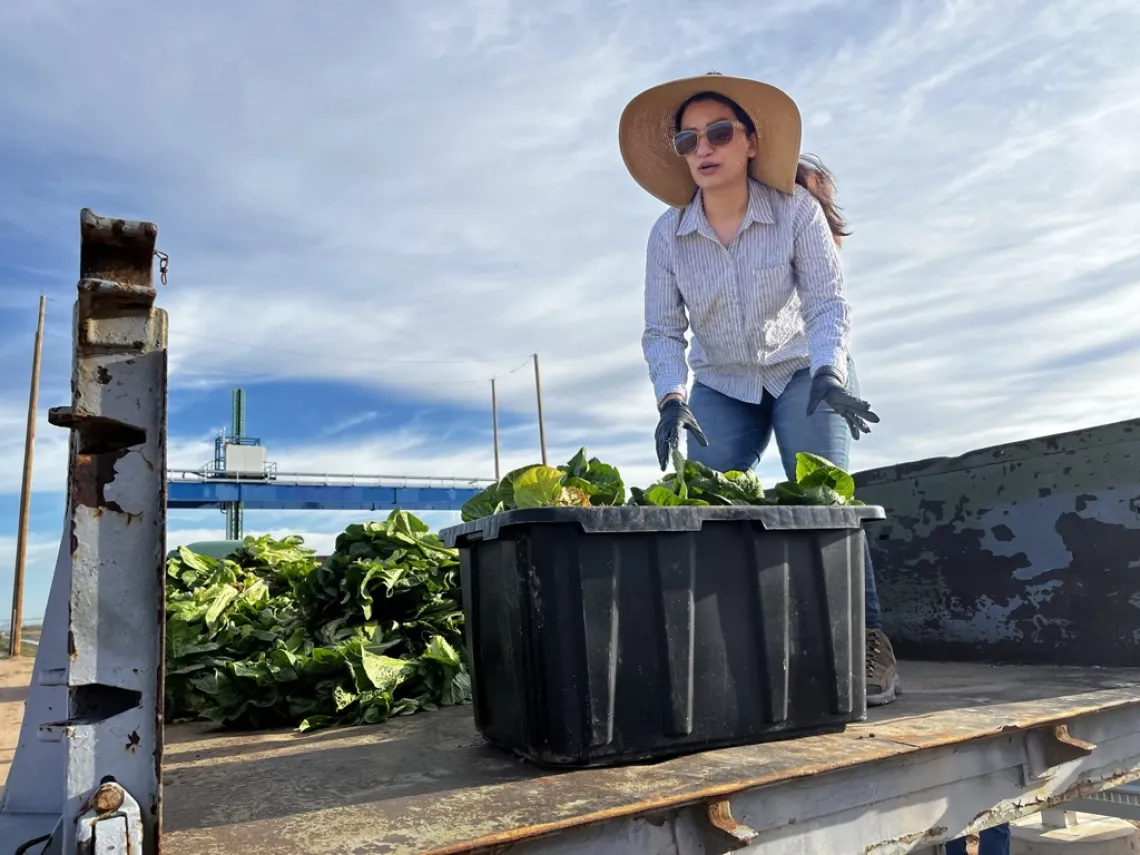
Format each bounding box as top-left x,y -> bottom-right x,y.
440,504 -> 886,547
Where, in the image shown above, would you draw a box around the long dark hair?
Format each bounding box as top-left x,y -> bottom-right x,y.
675,91 -> 851,246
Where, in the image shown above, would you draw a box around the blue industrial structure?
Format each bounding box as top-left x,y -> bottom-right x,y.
219,389 -> 253,538
167,474 -> 487,512
167,387 -> 492,527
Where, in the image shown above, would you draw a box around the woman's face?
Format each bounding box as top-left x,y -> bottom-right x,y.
676,99 -> 756,194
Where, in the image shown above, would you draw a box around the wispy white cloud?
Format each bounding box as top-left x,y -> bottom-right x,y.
0,533 -> 62,628
0,405 -> 71,495
319,411 -> 380,437
1,0 -> 1139,512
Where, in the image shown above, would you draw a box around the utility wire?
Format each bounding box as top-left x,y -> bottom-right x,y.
492,358 -> 534,380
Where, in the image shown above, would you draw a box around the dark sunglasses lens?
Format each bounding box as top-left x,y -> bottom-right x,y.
707,121 -> 736,147
673,131 -> 698,156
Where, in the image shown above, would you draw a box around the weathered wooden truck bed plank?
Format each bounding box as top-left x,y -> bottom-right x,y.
163,661 -> 1140,855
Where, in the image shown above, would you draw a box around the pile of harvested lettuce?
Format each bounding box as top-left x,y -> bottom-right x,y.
165,511 -> 470,732
166,449 -> 859,732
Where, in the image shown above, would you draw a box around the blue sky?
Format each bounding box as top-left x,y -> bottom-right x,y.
1,0 -> 1138,624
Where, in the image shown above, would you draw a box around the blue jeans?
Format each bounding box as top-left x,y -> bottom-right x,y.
945,826 -> 1011,855
685,358 -> 881,630
687,361 -> 1010,853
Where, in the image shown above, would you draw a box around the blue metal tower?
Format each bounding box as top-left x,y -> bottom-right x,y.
225,389 -> 245,539
215,389 -> 272,539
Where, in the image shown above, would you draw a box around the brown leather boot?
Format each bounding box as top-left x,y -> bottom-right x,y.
866,628 -> 901,706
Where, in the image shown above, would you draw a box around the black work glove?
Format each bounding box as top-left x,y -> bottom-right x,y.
806,367 -> 880,440
655,397 -> 708,470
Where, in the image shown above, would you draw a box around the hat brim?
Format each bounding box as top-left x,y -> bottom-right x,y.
618,74 -> 802,207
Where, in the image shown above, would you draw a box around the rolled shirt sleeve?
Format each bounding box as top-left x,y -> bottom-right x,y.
641,216 -> 690,404
792,191 -> 851,385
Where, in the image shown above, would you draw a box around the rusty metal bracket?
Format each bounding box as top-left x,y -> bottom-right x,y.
75,780 -> 144,855
1023,723 -> 1097,784
47,408 -> 147,453
703,797 -> 759,850
76,209 -> 162,353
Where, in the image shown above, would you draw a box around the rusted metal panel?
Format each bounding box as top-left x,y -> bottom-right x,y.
854,418 -> 1140,667
0,209 -> 168,855
159,662 -> 1140,854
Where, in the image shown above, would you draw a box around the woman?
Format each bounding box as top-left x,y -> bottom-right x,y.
619,72 -> 1012,855
617,72 -> 899,707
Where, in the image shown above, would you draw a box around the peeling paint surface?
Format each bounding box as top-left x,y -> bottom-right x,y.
974,499 -> 1073,582
855,418 -> 1140,666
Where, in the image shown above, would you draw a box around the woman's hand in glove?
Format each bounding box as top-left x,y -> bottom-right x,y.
655,395 -> 708,470
806,367 -> 880,440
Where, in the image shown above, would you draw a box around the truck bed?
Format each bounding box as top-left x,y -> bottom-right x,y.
162,660 -> 1140,855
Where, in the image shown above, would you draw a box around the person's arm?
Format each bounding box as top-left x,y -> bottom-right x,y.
792,191 -> 851,385
641,218 -> 690,406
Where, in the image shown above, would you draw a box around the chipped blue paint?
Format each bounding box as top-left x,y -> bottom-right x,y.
939,596 -> 1025,644
855,417 -> 1140,667
974,499 -> 1074,582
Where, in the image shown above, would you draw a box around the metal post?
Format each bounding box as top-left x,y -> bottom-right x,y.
9,295 -> 46,657
490,380 -> 499,485
225,504 -> 244,541
232,388 -> 246,436
533,353 -> 548,466
0,208 -> 168,854
225,388 -> 245,539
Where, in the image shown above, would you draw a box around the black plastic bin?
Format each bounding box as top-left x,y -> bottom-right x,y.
440,504 -> 885,767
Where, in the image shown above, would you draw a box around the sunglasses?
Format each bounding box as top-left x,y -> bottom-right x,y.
671,119 -> 746,157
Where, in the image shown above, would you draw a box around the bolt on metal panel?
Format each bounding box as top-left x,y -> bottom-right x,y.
0,209 -> 167,855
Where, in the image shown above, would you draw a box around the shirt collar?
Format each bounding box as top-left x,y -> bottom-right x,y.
676,178 -> 776,237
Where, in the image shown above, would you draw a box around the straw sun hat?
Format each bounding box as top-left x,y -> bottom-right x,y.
618,72 -> 803,207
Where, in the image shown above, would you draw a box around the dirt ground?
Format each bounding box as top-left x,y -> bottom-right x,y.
0,655 -> 34,787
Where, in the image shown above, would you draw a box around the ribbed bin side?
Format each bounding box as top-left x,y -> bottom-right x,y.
444,507 -> 878,767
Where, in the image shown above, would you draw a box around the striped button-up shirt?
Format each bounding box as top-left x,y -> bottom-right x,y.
641,178 -> 850,406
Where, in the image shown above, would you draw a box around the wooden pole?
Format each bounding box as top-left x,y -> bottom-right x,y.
533,353 -> 548,466
10,295 -> 46,657
491,377 -> 501,481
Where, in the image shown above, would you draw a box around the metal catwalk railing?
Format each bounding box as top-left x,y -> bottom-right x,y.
167,468 -> 496,490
